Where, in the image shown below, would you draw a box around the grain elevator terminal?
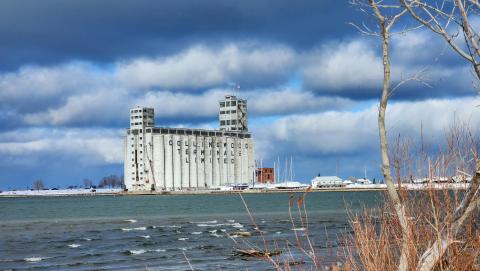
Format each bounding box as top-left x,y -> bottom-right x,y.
124,95 -> 255,191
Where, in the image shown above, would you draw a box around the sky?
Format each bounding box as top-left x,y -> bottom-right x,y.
0,0 -> 479,189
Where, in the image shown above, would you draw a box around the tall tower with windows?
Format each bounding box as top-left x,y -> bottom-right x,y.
218,95 -> 248,132
130,107 -> 154,130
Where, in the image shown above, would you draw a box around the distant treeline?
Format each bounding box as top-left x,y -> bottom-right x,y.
29,174 -> 124,190
84,174 -> 124,188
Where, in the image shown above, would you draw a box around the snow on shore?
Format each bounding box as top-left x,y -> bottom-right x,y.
0,183 -> 470,197
343,183 -> 470,190
0,188 -> 122,196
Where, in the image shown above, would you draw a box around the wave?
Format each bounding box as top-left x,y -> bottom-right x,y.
194,220 -> 217,224
178,237 -> 189,241
68,244 -> 81,248
125,249 -> 146,255
197,222 -> 241,227
83,238 -> 92,241
124,219 -> 137,223
157,225 -> 180,228
153,248 -> 166,252
291,227 -> 306,231
121,227 -> 147,232
24,257 -> 48,262
191,232 -> 202,235
140,235 -> 151,239
231,223 -> 244,228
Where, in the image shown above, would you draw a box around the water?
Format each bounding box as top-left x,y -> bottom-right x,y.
0,192 -> 381,270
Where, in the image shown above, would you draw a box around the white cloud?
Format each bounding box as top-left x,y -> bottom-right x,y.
0,128 -> 123,165
301,40 -> 384,90
254,97 -> 480,161
0,40 -> 476,130
22,85 -> 354,126
23,88 -> 130,125
0,62 -> 107,102
300,37 -> 477,98
117,44 -> 296,89
246,89 -> 354,115
133,89 -> 225,118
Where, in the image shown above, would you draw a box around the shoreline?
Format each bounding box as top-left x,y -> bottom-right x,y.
0,183 -> 470,198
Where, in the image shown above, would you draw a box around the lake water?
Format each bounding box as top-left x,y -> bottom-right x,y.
0,192 -> 381,270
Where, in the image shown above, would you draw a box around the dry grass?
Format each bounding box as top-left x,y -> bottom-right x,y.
344,121 -> 480,271
345,187 -> 480,271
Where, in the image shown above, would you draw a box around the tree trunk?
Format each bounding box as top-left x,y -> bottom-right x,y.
376,13 -> 410,271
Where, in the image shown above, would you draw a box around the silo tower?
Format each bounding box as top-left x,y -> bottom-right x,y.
218,95 -> 248,132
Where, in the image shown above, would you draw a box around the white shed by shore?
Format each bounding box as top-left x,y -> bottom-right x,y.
311,176 -> 344,188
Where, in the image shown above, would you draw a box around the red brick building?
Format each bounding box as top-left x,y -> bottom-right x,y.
256,168 -> 275,184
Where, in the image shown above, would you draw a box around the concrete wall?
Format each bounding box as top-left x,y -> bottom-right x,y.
125,130 -> 255,191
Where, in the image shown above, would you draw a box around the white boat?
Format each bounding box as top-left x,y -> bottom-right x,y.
274,181 -> 309,189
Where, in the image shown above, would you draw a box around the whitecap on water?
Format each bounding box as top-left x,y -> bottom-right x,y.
291,227 -> 306,231
127,249 -> 146,255
191,232 -> 202,235
153,249 -> 166,252
121,227 -> 147,232
24,257 -> 46,262
83,238 -> 92,241
124,219 -> 137,223
210,233 -> 222,238
227,219 -> 235,223
158,225 -> 180,228
194,220 -> 218,224
140,235 -> 151,239
232,223 -> 244,228
208,229 -> 217,234
276,231 -> 282,234
220,229 -> 227,232
68,244 -> 81,248
178,237 -> 189,241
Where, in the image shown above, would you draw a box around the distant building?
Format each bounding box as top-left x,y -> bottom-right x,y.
124,95 -> 255,191
256,168 -> 275,184
311,176 -> 343,188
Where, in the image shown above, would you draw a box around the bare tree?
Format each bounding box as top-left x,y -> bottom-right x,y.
400,0 -> 480,83
397,1 -> 480,270
98,174 -> 123,188
351,1 -> 413,270
83,178 -> 93,188
33,179 -> 45,190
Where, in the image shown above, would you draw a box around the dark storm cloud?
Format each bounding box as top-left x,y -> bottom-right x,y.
0,0 -> 357,70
